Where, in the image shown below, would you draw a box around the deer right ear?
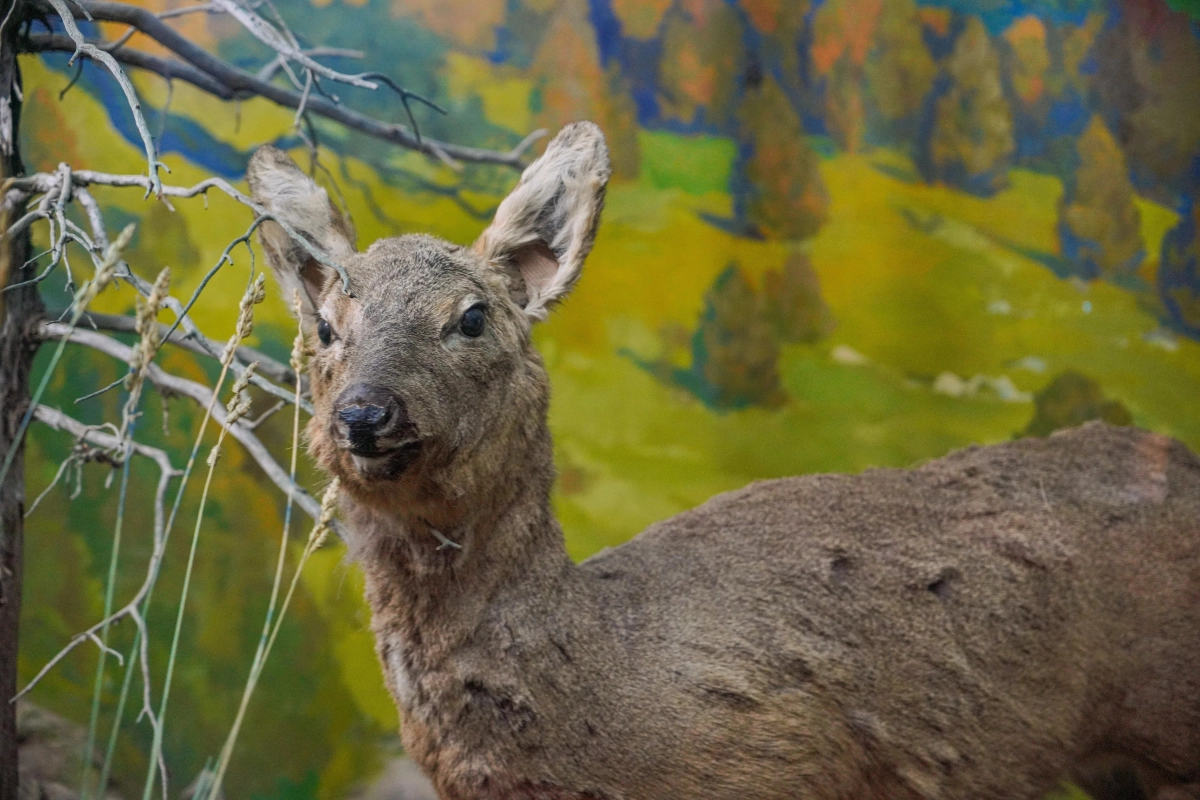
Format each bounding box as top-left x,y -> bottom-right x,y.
247,146 -> 356,324
474,121 -> 610,320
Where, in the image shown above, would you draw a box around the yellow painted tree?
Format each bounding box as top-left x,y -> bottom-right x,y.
762,251 -> 834,344
1058,116 -> 1144,280
736,74 -> 829,240
926,17 -> 1015,194
531,0 -> 641,178
657,0 -> 744,128
867,0 -> 935,123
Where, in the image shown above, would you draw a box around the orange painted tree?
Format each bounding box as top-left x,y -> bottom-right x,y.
531,0 -> 640,178
657,0 -> 744,128
735,73 -> 828,240
810,0 -> 883,153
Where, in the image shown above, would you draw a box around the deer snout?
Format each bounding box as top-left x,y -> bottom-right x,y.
332,384 -> 414,457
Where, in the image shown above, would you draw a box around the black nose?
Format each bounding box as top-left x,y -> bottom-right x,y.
333,384 -> 410,455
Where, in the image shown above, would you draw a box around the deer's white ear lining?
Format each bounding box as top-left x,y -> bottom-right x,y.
473,122 -> 611,320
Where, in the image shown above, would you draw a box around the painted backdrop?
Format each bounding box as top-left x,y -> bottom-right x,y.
17,0 -> 1200,798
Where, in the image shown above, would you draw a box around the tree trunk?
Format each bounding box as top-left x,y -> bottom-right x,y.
0,0 -> 42,793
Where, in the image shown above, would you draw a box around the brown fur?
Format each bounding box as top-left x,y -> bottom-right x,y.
248,123 -> 1200,800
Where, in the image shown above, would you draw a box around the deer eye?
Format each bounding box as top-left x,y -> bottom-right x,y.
459,305 -> 486,338
317,317 -> 334,347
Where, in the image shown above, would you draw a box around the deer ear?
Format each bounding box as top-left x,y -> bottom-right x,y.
247,146 -> 356,323
474,122 -> 610,320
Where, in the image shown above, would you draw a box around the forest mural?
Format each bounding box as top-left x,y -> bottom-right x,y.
15,0 -> 1200,798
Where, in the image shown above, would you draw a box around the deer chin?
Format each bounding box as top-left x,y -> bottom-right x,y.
347,440 -> 424,482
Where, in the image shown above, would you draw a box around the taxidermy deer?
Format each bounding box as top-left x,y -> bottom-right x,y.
248,123 -> 1200,800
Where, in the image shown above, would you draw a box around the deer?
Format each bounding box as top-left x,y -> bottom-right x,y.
246,122 -> 1200,800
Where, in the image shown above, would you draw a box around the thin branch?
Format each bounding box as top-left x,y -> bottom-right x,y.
9,168 -> 354,293
42,0 -> 163,195
26,33 -> 241,99
25,442 -> 84,517
58,309 -> 303,390
359,71 -> 446,147
58,58 -> 84,99
40,321 -> 339,537
98,22 -> 136,51
7,168 -> 321,413
206,0 -> 374,89
85,631 -> 125,665
31,405 -> 178,587
29,0 -> 546,168
1,184 -> 56,243
255,46 -> 362,83
244,398 -> 285,430
157,2 -> 218,20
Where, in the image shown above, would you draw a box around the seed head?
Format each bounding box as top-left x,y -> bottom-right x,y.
309,477 -> 340,551
225,362 -> 259,424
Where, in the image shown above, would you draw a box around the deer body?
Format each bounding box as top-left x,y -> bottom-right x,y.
345,424 -> 1200,800
248,123 -> 1200,800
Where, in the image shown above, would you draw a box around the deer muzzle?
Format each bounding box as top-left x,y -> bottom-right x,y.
332,383 -> 418,459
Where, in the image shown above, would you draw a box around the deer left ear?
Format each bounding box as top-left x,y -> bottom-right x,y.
247,146 -> 356,325
473,122 -> 610,320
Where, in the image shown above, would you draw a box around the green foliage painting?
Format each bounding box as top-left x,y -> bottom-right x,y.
15,0 -> 1200,798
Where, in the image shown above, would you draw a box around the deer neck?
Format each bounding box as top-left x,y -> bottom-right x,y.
339,420 -> 575,669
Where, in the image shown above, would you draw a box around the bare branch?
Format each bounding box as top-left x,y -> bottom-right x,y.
31,404 -> 178,579
7,168 -> 320,411
40,321 -> 339,537
244,398 -> 285,430
72,186 -> 109,249
8,168 -> 353,293
1,183 -> 56,242
42,0 -> 163,195
25,441 -> 84,517
256,46 -> 362,83
206,0 -> 376,90
86,631 -> 125,665
157,2 -> 218,20
17,406 -> 179,728
28,0 -> 545,168
23,33 -> 236,98
59,308 -> 303,390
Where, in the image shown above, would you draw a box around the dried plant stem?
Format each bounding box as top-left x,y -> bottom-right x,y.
140,274 -> 264,800
80,265 -> 169,800
80,439 -> 132,800
205,291 -> 307,800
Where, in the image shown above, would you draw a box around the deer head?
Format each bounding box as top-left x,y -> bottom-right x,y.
247,123 -> 610,518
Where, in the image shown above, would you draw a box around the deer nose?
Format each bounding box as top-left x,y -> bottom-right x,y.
332,384 -> 409,455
